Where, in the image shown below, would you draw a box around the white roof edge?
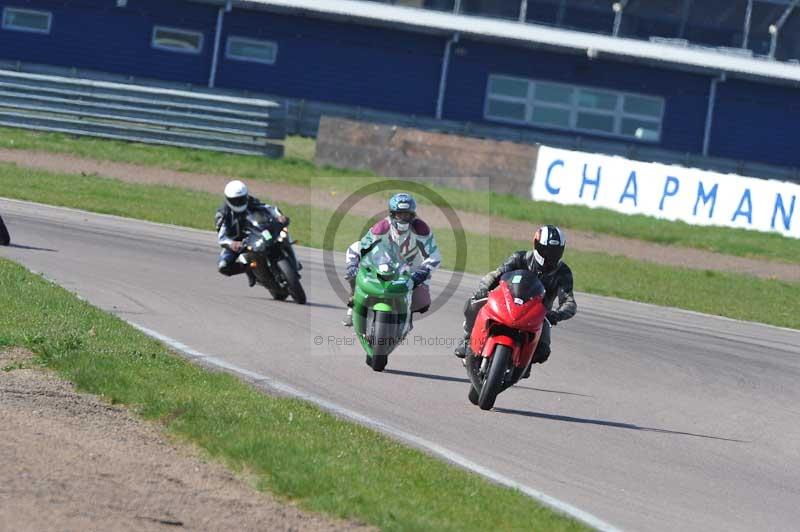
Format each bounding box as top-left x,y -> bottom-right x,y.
246,0 -> 800,84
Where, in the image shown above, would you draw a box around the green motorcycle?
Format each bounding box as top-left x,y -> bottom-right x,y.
352,238 -> 414,372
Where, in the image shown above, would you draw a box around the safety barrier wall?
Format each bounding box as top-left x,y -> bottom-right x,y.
316,116 -> 799,238
314,117 -> 539,197
0,69 -> 286,157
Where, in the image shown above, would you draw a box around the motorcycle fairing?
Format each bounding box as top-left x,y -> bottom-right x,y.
470,275 -> 546,369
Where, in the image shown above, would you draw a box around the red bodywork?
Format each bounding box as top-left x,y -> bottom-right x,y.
469,280 -> 547,369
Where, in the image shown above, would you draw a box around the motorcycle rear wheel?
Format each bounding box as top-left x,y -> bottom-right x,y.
478,344 -> 511,411
268,287 -> 289,300
468,385 -> 480,405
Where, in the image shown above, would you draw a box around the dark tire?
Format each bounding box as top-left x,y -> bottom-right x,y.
371,354 -> 388,372
468,385 -> 480,405
478,345 -> 511,411
268,287 -> 289,301
277,258 -> 306,304
369,311 -> 395,372
0,215 -> 9,246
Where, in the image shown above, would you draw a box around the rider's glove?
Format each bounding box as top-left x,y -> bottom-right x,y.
411,268 -> 429,287
546,311 -> 559,326
473,285 -> 489,300
345,264 -> 359,281
279,215 -> 290,227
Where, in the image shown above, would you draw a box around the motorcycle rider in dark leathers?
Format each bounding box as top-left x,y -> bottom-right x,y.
454,225 -> 577,378
215,180 -> 291,287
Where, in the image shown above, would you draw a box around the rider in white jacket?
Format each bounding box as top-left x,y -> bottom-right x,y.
342,192 -> 441,326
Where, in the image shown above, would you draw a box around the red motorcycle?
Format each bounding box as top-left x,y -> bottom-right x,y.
465,270 -> 547,410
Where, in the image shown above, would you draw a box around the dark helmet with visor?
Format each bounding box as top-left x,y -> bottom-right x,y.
532,225 -> 565,273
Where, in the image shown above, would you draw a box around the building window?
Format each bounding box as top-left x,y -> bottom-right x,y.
226,36 -> 278,64
485,74 -> 665,142
152,26 -> 203,54
2,7 -> 52,34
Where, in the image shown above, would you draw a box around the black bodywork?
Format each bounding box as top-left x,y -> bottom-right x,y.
241,208 -> 305,304
0,214 -> 9,246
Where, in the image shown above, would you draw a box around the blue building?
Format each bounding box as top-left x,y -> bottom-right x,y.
1,0 -> 799,172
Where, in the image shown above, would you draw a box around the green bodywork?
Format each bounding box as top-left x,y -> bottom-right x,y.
352,239 -> 413,358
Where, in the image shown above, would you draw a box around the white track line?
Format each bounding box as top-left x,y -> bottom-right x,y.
129,321 -> 622,532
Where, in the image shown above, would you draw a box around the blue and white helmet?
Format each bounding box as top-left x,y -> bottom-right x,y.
388,193 -> 416,233
389,192 -> 416,214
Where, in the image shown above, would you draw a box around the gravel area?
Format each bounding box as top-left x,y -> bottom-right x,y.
0,348 -> 373,532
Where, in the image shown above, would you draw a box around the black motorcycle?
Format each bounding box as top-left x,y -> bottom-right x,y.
0,214 -> 9,246
238,208 -> 306,304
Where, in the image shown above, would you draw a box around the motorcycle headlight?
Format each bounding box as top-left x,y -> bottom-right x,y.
254,239 -> 265,251
377,263 -> 394,281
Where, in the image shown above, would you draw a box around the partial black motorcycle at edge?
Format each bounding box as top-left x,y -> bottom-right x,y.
237,208 -> 306,304
0,214 -> 9,246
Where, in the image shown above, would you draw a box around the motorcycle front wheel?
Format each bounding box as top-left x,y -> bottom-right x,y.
277,258 -> 306,304
478,344 -> 511,411
369,310 -> 400,372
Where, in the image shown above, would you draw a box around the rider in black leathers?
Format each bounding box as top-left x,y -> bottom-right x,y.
215,180 -> 288,287
0,214 -> 9,246
454,225 -> 577,376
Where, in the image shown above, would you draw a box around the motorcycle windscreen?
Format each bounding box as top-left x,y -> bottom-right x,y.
362,239 -> 405,279
248,209 -> 269,226
499,270 -> 545,302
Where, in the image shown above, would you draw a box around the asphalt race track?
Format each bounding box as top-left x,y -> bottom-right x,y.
2,198 -> 800,531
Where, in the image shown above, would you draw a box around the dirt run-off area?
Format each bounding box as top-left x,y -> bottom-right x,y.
1,148 -> 798,283
0,348 -> 373,532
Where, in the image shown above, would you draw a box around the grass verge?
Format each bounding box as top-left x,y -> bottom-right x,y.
1,127 -> 798,263
2,164 -> 799,329
0,258 -> 588,531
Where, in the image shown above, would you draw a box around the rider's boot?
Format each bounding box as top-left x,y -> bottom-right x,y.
342,307 -> 353,327
246,268 -> 257,287
522,361 -> 533,379
454,332 -> 470,358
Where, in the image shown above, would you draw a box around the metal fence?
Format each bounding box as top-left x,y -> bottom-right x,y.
0,69 -> 286,157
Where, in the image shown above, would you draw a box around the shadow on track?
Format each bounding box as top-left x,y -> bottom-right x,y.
302,301 -> 344,311
241,296 -> 340,310
8,243 -> 58,252
494,408 -> 745,442
384,368 -> 468,384
383,368 -> 592,396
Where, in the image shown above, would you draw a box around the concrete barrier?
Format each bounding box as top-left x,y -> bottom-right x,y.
314,117 -> 539,197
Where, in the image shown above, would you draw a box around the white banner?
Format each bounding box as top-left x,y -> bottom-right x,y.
531,146 -> 800,239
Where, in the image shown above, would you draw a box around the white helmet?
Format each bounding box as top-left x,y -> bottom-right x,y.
224,180 -> 248,213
